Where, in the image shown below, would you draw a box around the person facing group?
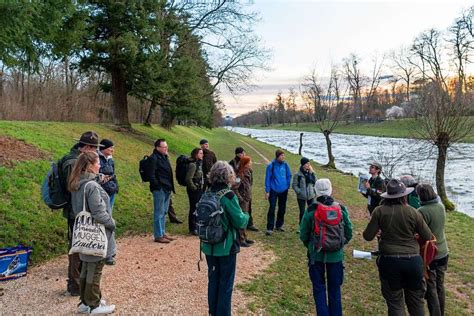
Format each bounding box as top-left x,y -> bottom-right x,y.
185,147 -> 204,235
417,183 -> 449,316
292,157 -> 317,225
232,155 -> 254,247
363,179 -> 433,316
265,149 -> 292,235
299,178 -> 353,316
145,138 -> 176,244
68,151 -> 116,314
201,161 -> 249,316
60,131 -> 104,296
361,161 -> 385,215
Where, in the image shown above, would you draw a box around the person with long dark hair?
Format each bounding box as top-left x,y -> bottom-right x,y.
417,183 -> 449,316
185,147 -> 204,235
363,179 -> 432,316
232,155 -> 254,247
68,152 -> 116,314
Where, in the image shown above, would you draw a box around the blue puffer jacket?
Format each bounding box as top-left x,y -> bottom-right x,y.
265,160 -> 292,193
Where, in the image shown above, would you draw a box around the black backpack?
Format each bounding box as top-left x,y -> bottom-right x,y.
175,155 -> 190,186
139,155 -> 151,182
195,188 -> 230,245
41,159 -> 69,209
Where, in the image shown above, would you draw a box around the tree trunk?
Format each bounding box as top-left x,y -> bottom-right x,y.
436,134 -> 455,211
323,130 -> 336,169
298,133 -> 304,155
111,66 -> 131,128
145,99 -> 158,126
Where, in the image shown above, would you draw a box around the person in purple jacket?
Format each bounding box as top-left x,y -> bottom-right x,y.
265,149 -> 292,235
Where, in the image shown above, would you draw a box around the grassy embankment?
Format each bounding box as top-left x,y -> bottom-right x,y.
251,117 -> 474,143
0,121 -> 472,314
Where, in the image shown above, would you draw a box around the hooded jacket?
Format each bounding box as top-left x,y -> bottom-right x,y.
98,151 -> 119,196
70,173 -> 116,262
265,160 -> 292,193
292,168 -> 317,201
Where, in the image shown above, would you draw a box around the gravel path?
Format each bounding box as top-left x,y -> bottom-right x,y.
0,235 -> 275,315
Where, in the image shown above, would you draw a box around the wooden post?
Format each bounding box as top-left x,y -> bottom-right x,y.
298,132 -> 304,155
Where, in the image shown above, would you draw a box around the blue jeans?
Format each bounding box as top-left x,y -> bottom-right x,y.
206,254 -> 237,316
266,189 -> 288,230
109,194 -> 116,213
152,189 -> 171,238
309,261 -> 344,316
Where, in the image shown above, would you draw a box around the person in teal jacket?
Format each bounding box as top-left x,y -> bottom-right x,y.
201,161 -> 249,316
299,178 -> 353,316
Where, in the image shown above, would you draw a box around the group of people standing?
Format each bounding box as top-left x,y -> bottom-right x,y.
55,131 -> 449,316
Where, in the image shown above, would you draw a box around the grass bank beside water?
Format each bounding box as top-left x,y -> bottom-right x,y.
250,117 -> 474,143
0,121 -> 472,314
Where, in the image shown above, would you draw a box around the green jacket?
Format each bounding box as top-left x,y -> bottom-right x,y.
185,160 -> 204,191
418,198 -> 449,259
200,185 -> 249,257
299,196 -> 353,264
60,145 -> 81,219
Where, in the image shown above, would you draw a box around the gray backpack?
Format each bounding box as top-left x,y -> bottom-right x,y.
195,189 -> 230,245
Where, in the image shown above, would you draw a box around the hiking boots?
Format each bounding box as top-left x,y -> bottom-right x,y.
154,237 -> 170,243
163,234 -> 176,241
170,218 -> 183,224
90,302 -> 115,315
247,225 -> 259,232
265,230 -> 273,236
245,239 -> 255,245
276,227 -> 285,232
240,241 -> 251,247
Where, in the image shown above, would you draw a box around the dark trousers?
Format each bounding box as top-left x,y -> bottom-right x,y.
377,255 -> 425,316
247,199 -> 254,228
67,218 -> 82,294
187,188 -> 203,233
167,199 -> 180,222
266,189 -> 288,231
206,254 -> 237,316
309,261 -> 344,316
297,198 -> 313,224
425,255 -> 448,316
80,260 -> 105,309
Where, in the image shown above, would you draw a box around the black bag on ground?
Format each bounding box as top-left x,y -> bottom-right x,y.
175,155 -> 190,186
196,189 -> 230,244
139,155 -> 151,182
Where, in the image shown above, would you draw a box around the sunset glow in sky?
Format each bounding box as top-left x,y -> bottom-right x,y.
221,0 -> 473,117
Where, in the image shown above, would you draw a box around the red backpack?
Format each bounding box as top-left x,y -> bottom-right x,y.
313,203 -> 345,252
417,235 -> 438,279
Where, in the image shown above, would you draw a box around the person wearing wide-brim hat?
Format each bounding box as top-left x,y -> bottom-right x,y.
363,179 -> 433,316
361,161 -> 386,216
60,131 -> 104,296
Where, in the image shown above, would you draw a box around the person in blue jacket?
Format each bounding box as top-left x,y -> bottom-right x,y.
265,149 -> 292,235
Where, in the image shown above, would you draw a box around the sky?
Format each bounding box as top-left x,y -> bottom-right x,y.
221,0 -> 473,117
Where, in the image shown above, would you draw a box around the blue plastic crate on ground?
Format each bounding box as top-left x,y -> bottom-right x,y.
0,245 -> 32,281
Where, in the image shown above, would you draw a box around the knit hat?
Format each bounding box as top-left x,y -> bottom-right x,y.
199,139 -> 208,145
315,178 -> 332,197
235,147 -> 245,155
100,139 -> 114,150
275,149 -> 285,159
300,157 -> 310,166
75,131 -> 103,147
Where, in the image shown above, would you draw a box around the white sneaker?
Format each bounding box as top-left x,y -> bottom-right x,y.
90,302 -> 115,315
78,299 -> 107,314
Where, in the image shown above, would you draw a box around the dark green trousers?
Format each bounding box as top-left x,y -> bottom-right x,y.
80,261 -> 105,308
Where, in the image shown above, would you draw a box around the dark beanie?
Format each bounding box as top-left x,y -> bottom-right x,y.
200,139 -> 208,145
100,139 -> 114,150
300,157 -> 310,166
235,147 -> 244,154
275,149 -> 284,158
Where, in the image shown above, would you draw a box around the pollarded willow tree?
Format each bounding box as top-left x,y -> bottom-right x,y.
301,67 -> 349,169
410,25 -> 473,211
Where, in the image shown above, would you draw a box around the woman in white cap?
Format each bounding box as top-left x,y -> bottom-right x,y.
363,179 -> 433,316
299,178 -> 352,316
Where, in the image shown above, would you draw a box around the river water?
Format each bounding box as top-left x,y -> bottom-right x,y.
228,127 -> 474,217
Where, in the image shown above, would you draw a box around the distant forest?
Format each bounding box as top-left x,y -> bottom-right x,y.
0,1 -> 268,128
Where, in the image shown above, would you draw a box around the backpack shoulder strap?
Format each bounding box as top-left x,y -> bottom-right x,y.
216,188 -> 231,200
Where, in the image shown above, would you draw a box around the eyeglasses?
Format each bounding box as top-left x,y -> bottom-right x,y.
159,146 -> 168,148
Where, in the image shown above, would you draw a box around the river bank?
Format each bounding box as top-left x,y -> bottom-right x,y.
0,121 -> 472,314
248,118 -> 474,143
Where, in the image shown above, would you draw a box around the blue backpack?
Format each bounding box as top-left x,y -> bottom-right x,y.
41,160 -> 69,210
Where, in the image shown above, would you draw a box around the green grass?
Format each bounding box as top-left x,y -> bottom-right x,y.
0,121 -> 472,314
251,117 -> 474,143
